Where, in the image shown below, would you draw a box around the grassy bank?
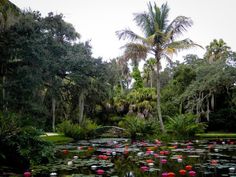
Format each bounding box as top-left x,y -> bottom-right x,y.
41,133 -> 74,144
196,133 -> 236,139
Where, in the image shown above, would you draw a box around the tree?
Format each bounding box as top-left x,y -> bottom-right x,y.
143,58 -> 156,88
117,2 -> 200,132
204,39 -> 231,64
41,12 -> 79,131
180,40 -> 236,123
0,0 -> 20,110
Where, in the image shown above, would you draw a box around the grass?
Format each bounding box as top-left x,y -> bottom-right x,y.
41,133 -> 74,144
196,132 -> 236,138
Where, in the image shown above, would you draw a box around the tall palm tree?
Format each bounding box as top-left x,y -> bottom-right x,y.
117,2 -> 201,132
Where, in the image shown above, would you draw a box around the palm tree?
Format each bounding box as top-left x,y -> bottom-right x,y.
117,2 -> 201,132
143,58 -> 156,88
204,39 -> 230,64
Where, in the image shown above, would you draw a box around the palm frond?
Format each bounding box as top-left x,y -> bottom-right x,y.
165,16 -> 193,40
122,43 -> 148,61
159,2 -> 170,31
116,29 -> 142,41
162,53 -> 173,65
134,12 -> 154,37
165,38 -> 203,53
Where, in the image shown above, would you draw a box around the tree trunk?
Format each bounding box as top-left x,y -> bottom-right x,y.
150,71 -> 153,88
206,97 -> 210,121
78,90 -> 85,124
179,101 -> 183,114
156,57 -> 165,132
211,93 -> 214,110
52,97 -> 56,132
2,75 -> 6,110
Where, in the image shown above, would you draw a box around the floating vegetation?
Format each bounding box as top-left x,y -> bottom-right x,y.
31,138 -> 236,177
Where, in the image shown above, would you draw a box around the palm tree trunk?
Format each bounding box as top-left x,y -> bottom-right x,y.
150,71 -> 153,88
52,97 -> 56,132
156,57 -> 165,132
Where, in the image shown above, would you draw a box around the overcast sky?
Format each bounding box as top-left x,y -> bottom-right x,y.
10,0 -> 236,62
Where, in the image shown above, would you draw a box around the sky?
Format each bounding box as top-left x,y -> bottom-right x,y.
10,0 -> 236,63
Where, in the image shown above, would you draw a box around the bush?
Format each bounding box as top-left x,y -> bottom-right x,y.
0,112 -> 55,169
57,120 -> 81,140
118,115 -> 160,141
166,114 -> 207,139
81,119 -> 100,138
57,119 -> 100,140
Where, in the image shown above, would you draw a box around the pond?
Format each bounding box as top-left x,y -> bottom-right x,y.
31,138 -> 236,177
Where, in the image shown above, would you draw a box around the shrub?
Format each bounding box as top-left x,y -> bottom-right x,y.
81,119 -> 100,138
166,114 -> 207,139
118,115 -> 160,141
57,120 -> 81,140
57,119 -> 100,140
0,112 -> 55,168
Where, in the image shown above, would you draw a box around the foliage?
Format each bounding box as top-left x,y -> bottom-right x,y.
117,1 -> 199,132
118,115 -> 160,140
80,119 -> 101,139
0,112 -> 55,167
166,114 -> 207,139
57,119 -> 100,140
131,66 -> 144,89
57,120 -> 82,140
113,87 -> 157,119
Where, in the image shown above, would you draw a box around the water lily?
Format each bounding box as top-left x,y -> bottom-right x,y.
140,166 -> 149,172
229,167 -> 235,173
67,161 -> 73,166
49,172 -> 57,177
73,155 -> 78,159
23,172 -> 31,177
96,169 -> 105,175
189,171 -> 196,176
154,153 -> 159,158
164,150 -> 169,155
211,160 -> 218,166
168,172 -> 175,177
161,159 -> 167,164
88,146 -> 94,151
160,151 -> 165,155
62,149 -> 69,155
179,169 -> 186,175
148,163 -> 154,167
112,151 -> 116,156
177,158 -> 183,163
185,165 -> 192,171
162,172 -> 168,177
98,155 -> 109,160
91,165 -> 97,170
137,152 -> 144,157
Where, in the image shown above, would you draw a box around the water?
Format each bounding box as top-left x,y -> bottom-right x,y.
30,138 -> 236,177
